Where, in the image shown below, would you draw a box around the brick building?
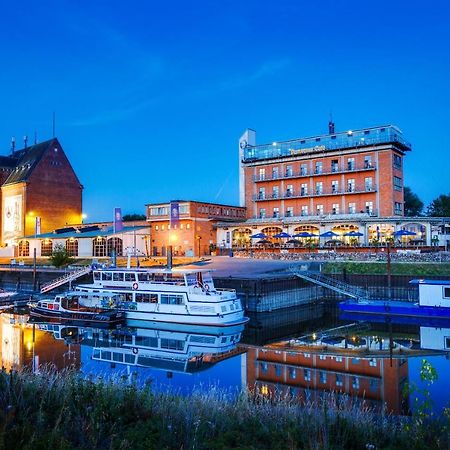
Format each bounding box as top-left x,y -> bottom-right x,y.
146,200 -> 246,256
0,138 -> 82,248
239,124 -> 411,220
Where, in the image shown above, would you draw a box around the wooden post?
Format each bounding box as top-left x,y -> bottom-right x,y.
387,241 -> 392,299
167,245 -> 173,270
33,247 -> 37,291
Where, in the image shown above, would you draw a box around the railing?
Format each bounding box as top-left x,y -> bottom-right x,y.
253,163 -> 377,182
254,185 -> 377,201
243,125 -> 411,162
40,266 -> 92,294
252,211 -> 378,220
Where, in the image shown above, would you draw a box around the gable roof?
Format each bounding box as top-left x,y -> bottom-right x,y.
3,138 -> 58,185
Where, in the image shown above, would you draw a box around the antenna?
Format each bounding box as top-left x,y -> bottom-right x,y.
11,137 -> 15,154
34,131 -> 37,145
52,111 -> 56,137
328,112 -> 335,135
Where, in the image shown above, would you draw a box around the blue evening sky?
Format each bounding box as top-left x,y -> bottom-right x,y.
0,1 -> 449,221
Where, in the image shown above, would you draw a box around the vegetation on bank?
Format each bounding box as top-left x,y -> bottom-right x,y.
323,261 -> 450,276
0,369 -> 448,450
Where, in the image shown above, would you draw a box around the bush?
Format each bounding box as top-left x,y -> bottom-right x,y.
49,244 -> 75,268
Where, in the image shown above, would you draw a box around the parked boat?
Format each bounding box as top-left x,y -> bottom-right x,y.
28,292 -> 125,325
74,267 -> 248,327
339,279 -> 450,320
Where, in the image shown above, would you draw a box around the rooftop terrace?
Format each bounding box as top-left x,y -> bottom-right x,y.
243,125 -> 411,163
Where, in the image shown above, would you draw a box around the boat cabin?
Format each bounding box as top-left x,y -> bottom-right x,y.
410,279 -> 450,308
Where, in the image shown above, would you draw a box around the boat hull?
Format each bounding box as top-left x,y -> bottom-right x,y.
29,307 -> 124,325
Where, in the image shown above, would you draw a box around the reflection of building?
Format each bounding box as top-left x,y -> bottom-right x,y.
245,346 -> 409,414
0,314 -> 80,371
0,138 -> 82,247
146,200 -> 246,256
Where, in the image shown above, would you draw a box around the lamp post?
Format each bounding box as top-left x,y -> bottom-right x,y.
196,235 -> 202,257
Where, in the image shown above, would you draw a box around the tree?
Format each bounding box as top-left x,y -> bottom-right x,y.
427,193 -> 450,217
123,214 -> 146,221
49,244 -> 74,268
404,187 -> 424,216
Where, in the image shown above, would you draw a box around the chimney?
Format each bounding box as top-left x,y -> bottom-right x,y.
23,135 -> 28,149
11,137 -> 15,154
328,120 -> 335,134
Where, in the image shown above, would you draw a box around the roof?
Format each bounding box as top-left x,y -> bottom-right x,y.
24,225 -> 149,240
409,279 -> 450,286
3,138 -> 57,185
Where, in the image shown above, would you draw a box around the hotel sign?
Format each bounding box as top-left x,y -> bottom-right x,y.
290,145 -> 326,155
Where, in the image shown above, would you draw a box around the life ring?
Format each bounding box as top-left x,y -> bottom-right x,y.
204,283 -> 210,291
132,282 -> 139,290
132,347 -> 139,355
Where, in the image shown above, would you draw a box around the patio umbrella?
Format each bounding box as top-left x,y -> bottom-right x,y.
250,232 -> 268,239
273,232 -> 291,238
256,239 -> 271,244
344,231 -> 364,237
320,231 -> 339,238
393,230 -> 416,237
286,239 -> 301,244
293,231 -> 318,238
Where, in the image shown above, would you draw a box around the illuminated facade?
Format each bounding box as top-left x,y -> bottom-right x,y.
146,200 -> 246,256
0,138 -> 82,247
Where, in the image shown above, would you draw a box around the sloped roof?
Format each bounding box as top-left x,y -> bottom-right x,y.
3,138 -> 57,185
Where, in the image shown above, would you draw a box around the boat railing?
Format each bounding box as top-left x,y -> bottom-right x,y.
215,288 -> 236,293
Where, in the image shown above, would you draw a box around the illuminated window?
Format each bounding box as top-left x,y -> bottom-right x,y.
18,240 -> 30,257
41,240 -> 53,256
92,237 -> 107,257
65,239 -> 78,257
186,223 -> 191,229
107,237 -> 123,256
155,225 -> 159,231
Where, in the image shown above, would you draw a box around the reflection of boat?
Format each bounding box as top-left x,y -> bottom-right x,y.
28,292 -> 125,325
420,327 -> 450,351
75,267 -> 247,327
339,279 -> 450,319
39,322 -> 245,374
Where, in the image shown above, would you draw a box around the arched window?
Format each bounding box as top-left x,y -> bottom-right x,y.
107,237 -> 123,256
93,237 -> 107,257
293,225 -> 320,234
232,228 -> 252,247
41,239 -> 53,256
261,227 -> 283,238
18,240 -> 30,257
65,238 -> 78,257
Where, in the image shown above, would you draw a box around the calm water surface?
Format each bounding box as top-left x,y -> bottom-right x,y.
1,303 -> 449,416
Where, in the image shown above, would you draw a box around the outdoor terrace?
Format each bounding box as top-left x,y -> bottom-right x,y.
243,125 -> 411,163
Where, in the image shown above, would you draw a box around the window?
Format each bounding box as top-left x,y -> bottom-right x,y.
364,155 -> 372,168
331,180 -> 339,193
393,154 -> 402,168
93,272 -> 100,281
444,287 -> 450,298
331,159 -> 339,172
102,272 -> 112,281
150,207 -> 168,216
136,293 -> 158,303
320,372 -> 327,384
335,356 -> 343,362
289,367 -> 297,379
394,202 -> 402,215
301,205 -> 308,216
107,238 -> 123,257
41,240 -> 53,256
370,379 -> 379,392
186,223 -> 191,229
347,179 -> 355,192
352,358 -> 361,365
336,374 -> 343,387
258,187 -> 265,200
113,272 -> 124,281
273,208 -> 280,218
348,202 -> 356,214
369,358 -> 377,367
304,369 -> 311,381
272,186 -> 279,199
347,158 -> 355,170
160,338 -> 184,350
275,365 -> 282,376
272,167 -> 279,179
365,177 -> 373,191
259,168 -> 265,180
315,161 -> 322,174
285,165 -> 293,177
352,377 -> 360,389
260,362 -> 268,374
260,208 -> 266,219
155,225 -> 159,231
161,294 -> 184,305
300,164 -> 308,175
18,240 -> 30,257
125,273 -> 136,282
394,176 -> 402,191
161,225 -> 165,231
286,184 -> 293,197
93,237 -> 107,257
286,207 -> 294,217
316,182 -> 323,195
366,202 -> 373,214
65,239 -> 78,257
332,203 -> 339,215
316,204 -> 324,215
301,183 -> 308,196
319,354 -> 327,360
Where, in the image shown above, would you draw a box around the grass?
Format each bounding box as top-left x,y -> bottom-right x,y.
323,262 -> 450,276
0,368 -> 448,449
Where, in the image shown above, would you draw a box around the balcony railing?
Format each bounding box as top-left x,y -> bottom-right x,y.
243,125 -> 411,163
253,185 -> 377,201
252,162 -> 376,182
253,210 -> 378,220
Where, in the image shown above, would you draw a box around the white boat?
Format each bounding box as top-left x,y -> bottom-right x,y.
75,267 -> 248,327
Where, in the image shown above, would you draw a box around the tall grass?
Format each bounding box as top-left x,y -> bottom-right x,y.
0,367 -> 448,449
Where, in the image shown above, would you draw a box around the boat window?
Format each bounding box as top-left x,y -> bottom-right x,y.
125,273 -> 136,282
93,272 -> 101,281
101,351 -> 112,360
221,305 -> 227,312
123,293 -> 133,302
124,354 -> 135,363
443,287 -> 450,298
113,273 -> 124,282
135,336 -> 158,347
186,273 -> 197,286
161,294 -> 184,305
102,272 -> 112,281
135,293 -> 158,303
93,349 -> 101,359
113,353 -> 123,362
138,273 -> 151,282
42,303 -> 47,308
160,338 -> 184,350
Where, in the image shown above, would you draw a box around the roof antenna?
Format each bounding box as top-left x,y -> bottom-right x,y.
328,112 -> 335,134
11,137 -> 15,154
23,135 -> 28,149
52,111 -> 56,137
